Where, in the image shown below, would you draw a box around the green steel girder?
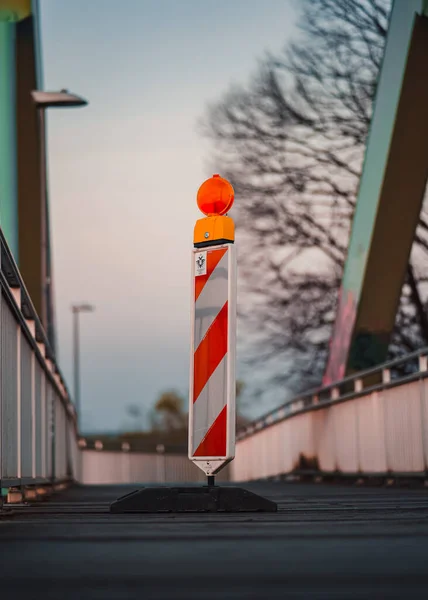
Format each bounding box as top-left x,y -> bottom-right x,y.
324,0 -> 428,383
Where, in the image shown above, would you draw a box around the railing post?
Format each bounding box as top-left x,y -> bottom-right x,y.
156,444 -> 166,484
382,369 -> 391,384
121,443 -> 131,483
354,379 -> 363,393
31,353 -> 36,481
16,321 -> 21,482
418,354 -> 428,473
0,291 -> 2,502
40,371 -> 46,480
51,390 -> 56,483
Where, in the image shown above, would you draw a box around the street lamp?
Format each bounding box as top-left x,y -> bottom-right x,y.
31,90 -> 88,354
71,303 -> 95,428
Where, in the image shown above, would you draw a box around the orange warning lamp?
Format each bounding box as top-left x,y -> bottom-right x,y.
197,174 -> 234,216
194,175 -> 235,248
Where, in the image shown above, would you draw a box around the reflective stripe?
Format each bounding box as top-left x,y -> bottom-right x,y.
194,252 -> 228,349
193,405 -> 227,457
192,354 -> 227,453
195,247 -> 227,301
193,302 -> 228,403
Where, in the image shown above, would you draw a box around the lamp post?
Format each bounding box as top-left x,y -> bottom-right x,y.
71,303 -> 95,428
31,90 -> 88,354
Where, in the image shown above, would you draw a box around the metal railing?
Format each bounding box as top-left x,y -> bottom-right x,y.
78,445 -> 229,484
0,217 -> 226,493
0,219 -> 227,493
3,216 -> 428,492
233,349 -> 428,481
0,229 -> 79,493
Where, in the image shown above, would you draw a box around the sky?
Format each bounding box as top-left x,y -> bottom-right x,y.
38,0 -> 299,433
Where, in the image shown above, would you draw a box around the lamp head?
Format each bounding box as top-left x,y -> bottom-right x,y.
31,90 -> 88,108
196,174 -> 234,216
72,304 -> 95,313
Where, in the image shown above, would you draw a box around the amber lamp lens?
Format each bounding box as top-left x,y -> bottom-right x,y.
197,174 -> 234,216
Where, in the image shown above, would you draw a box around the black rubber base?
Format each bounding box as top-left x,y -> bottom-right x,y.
110,486 -> 277,513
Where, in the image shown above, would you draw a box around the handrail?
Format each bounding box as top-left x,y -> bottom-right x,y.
0,226 -> 79,493
0,227 -> 75,419
237,345 -> 428,440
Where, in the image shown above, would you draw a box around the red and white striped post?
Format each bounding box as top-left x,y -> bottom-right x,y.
109,175 -> 277,511
189,175 -> 236,483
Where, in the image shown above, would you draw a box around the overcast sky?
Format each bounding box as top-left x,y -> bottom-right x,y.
39,0 -> 298,433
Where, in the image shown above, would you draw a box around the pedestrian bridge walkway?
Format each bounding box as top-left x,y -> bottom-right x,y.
1,480 -> 428,599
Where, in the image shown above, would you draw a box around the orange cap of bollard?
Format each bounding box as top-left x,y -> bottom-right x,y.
197,174 -> 234,216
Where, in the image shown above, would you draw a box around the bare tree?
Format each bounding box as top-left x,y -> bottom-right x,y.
150,390 -> 187,432
202,0 -> 428,398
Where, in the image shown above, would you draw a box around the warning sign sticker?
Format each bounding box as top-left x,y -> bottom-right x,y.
195,251 -> 207,276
